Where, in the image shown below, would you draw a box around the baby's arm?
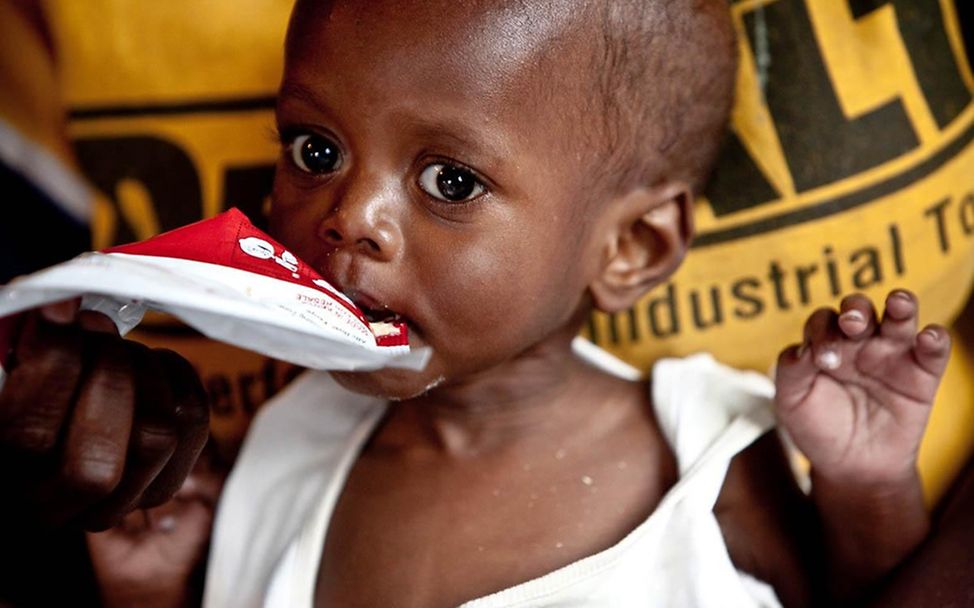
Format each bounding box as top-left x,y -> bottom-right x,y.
865,455 -> 974,607
774,290 -> 950,600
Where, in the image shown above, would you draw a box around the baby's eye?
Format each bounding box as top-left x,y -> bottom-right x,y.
418,164 -> 485,203
288,133 -> 342,175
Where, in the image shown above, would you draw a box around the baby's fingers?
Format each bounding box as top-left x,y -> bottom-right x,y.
774,343 -> 817,411
880,290 -> 919,342
804,307 -> 844,371
775,307 -> 846,409
914,324 -> 951,379
838,293 -> 878,339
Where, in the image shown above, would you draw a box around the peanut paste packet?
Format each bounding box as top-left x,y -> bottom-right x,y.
0,209 -> 431,385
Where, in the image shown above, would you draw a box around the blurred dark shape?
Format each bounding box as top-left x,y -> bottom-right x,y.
0,161 -> 90,284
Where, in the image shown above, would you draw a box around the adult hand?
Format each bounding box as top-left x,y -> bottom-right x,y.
0,299 -> 209,530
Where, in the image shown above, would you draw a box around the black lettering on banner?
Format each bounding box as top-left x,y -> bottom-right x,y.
592,190 -> 964,347
708,0 -> 974,220
850,246 -> 884,288
602,307 -> 640,344
690,287 -> 724,329
75,136 -> 203,245
237,359 -> 305,415
68,95 -> 276,121
823,246 -> 843,296
889,223 -> 906,274
705,129 -> 779,215
207,374 -> 234,417
696,120 -> 974,245
742,0 -> 918,193
204,360 -> 304,420
625,308 -> 639,341
590,221 -> 932,345
795,263 -> 819,305
223,164 -> 276,231
924,196 -> 952,252
852,0 -> 973,127
767,260 -> 791,311
239,372 -> 261,415
586,316 -> 599,344
848,0 -> 887,18
647,283 -> 679,338
731,277 -> 765,319
888,0 -> 972,129
960,192 -> 974,235
604,311 -> 620,344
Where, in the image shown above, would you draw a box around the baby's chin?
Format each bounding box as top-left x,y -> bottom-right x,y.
329,367 -> 447,402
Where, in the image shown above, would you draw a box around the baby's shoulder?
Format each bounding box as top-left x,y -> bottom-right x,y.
575,341 -> 777,472
572,339 -> 774,421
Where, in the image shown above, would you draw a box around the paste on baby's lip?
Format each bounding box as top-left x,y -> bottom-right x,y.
369,321 -> 401,338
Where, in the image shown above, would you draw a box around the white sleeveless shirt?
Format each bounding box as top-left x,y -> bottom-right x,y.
204,342 -> 781,607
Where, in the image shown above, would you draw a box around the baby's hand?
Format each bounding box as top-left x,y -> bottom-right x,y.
86,448 -> 225,608
774,290 -> 950,486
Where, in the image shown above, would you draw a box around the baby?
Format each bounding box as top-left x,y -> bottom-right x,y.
0,1 -> 952,606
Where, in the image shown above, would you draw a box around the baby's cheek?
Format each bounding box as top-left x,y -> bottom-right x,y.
437,254 -> 529,322
269,212 -> 319,261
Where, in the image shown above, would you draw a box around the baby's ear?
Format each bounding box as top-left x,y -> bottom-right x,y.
589,182 -> 693,314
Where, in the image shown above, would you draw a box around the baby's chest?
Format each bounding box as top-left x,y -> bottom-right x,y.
313,452 -> 671,607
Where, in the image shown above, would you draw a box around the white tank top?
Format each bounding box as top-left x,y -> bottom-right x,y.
204,341 -> 781,607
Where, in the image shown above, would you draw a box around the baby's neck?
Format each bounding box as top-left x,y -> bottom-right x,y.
369,341 -> 643,459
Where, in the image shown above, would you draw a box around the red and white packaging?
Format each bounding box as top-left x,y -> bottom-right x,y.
0,209 -> 430,382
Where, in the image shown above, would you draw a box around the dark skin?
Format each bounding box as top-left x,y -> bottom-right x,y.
865,456 -> 974,607
275,2 -> 947,605
0,1 -> 955,606
0,306 -> 208,531
320,369 -> 677,606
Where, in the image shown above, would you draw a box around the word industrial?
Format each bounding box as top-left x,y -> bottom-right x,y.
591,223 -> 912,345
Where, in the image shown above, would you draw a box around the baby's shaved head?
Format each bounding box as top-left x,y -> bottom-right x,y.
287,0 -> 736,195
586,0 -> 737,194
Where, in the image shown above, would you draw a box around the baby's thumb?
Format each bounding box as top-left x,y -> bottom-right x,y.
773,343 -> 817,412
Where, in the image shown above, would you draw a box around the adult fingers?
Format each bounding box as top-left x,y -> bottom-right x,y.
78,310 -> 121,335
39,298 -> 82,325
79,343 -> 180,530
0,313 -> 84,464
137,349 -> 209,508
42,333 -> 136,526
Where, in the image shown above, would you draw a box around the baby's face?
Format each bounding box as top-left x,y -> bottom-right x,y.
270,0 -> 606,399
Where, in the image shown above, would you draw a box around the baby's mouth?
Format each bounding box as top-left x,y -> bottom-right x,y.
360,304 -> 402,325
359,304 -> 418,342
349,293 -> 406,325
340,288 -> 416,338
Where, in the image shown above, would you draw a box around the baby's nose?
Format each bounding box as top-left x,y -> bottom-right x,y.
316,180 -> 401,261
